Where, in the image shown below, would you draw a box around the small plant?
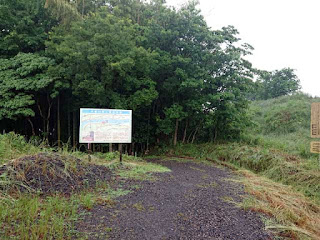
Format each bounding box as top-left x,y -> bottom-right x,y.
109,161 -> 171,180
132,202 -> 145,211
79,193 -> 95,210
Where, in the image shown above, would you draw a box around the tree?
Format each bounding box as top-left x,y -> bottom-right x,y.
0,0 -> 58,58
255,68 -> 301,100
0,53 -> 57,137
139,1 -> 253,143
0,0 -> 255,148
47,8 -> 159,146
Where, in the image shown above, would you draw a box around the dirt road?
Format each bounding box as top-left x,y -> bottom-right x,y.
77,159 -> 272,239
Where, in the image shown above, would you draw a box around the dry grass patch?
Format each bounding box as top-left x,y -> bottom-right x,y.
239,170 -> 320,240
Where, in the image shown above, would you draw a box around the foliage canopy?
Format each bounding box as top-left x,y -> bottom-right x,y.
0,0 -> 301,149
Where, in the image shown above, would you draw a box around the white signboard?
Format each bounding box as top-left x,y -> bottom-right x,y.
79,108 -> 132,143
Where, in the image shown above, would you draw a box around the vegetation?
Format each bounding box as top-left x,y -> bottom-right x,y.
0,0 -> 317,239
251,68 -> 301,100
0,132 -> 41,164
245,93 -> 320,158
0,132 -> 170,239
155,93 -> 320,239
163,142 -> 320,202
1,0 -> 300,150
240,170 -> 320,240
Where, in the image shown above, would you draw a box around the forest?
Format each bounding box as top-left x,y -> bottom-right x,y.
0,0 -> 300,151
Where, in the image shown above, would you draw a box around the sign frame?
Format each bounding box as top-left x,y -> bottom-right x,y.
311,103 -> 320,138
310,141 -> 320,154
79,108 -> 132,144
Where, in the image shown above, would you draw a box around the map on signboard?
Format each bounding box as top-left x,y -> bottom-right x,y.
311,103 -> 320,138
79,108 -> 132,143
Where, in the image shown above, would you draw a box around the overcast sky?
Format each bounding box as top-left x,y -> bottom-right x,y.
166,0 -> 320,97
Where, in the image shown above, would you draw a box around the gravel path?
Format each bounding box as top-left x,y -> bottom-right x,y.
77,159 -> 272,240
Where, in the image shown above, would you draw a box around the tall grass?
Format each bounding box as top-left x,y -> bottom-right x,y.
244,93 -> 320,159
240,170 -> 320,240
167,143 -> 320,204
0,132 -> 42,165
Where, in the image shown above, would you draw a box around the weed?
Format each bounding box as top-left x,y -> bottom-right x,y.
0,132 -> 41,165
221,196 -> 234,203
176,212 -> 188,221
106,187 -> 129,197
132,202 -> 145,211
189,166 -> 206,172
109,161 -> 170,180
201,174 -> 209,179
0,194 -> 79,239
196,182 -> 217,189
79,193 -> 95,210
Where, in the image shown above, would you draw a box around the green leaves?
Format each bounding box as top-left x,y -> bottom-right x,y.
0,0 -> 57,58
1,0 -> 256,144
0,53 -> 55,120
254,68 -> 301,100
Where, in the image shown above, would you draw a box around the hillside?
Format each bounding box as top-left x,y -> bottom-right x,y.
245,93 -> 320,159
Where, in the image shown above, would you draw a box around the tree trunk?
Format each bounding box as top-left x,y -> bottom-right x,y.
191,126 -> 200,144
73,111 -> 76,151
109,143 -> 112,152
214,128 -> 218,142
46,96 -> 52,144
68,105 -> 71,143
27,118 -> 35,136
182,119 -> 188,144
173,118 -> 179,146
82,0 -> 85,16
37,95 -> 53,144
187,130 -> 194,143
132,142 -> 135,156
57,95 -> 61,148
147,106 -> 151,151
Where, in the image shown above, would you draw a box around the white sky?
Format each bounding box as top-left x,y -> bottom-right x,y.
166,0 -> 320,97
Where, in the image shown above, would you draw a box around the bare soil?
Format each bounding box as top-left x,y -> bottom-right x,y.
77,159 -> 272,239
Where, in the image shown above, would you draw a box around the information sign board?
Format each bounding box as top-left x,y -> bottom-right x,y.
311,141 -> 320,154
79,108 -> 132,143
311,103 -> 320,138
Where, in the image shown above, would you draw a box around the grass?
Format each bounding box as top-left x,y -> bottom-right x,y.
0,133 -> 171,239
0,132 -> 42,165
113,162 -> 170,180
244,93 -> 320,159
0,194 -> 79,239
239,170 -> 320,240
0,158 -> 167,240
0,185 -> 134,239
